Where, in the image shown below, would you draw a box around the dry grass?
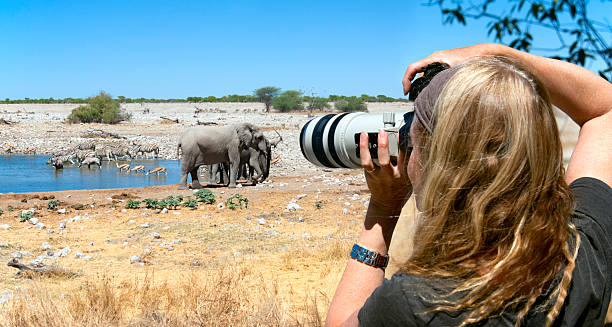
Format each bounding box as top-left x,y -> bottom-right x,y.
0,264 -> 326,327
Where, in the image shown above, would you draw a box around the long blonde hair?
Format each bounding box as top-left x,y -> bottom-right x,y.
402,57 -> 579,326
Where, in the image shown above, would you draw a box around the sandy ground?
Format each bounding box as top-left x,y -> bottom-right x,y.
0,103 -> 587,325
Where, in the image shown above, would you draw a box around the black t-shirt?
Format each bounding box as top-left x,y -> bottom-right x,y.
358,177 -> 612,326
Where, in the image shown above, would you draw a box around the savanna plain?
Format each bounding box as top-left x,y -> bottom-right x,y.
0,102 -> 580,326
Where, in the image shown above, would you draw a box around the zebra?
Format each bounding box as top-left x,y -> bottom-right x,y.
74,149 -> 96,163
73,140 -> 97,151
134,144 -> 159,159
94,146 -> 113,161
47,154 -> 75,168
109,145 -> 132,161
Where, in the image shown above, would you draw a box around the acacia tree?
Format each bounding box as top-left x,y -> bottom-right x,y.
428,0 -> 611,80
254,87 -> 280,112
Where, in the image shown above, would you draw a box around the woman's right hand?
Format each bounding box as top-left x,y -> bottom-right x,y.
402,43 -> 501,95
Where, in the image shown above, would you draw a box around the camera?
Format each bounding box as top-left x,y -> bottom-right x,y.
299,111 -> 414,169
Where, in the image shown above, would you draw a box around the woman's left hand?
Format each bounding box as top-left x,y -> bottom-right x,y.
360,130 -> 412,217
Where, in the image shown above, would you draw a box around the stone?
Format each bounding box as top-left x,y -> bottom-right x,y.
167,246 -> 174,251
28,217 -> 39,225
0,290 -> 13,304
190,259 -> 201,266
296,194 -> 307,200
129,255 -> 142,264
0,243 -> 9,247
142,248 -> 151,255
264,230 -> 279,236
58,221 -> 66,229
57,208 -> 66,214
140,222 -> 150,228
344,202 -> 351,207
121,209 -> 127,213
285,202 -> 301,211
257,218 -> 266,225
342,208 -> 349,215
128,219 -> 135,224
10,252 -> 22,259
46,250 -> 56,256
0,224 -> 11,229
69,216 -> 81,223
160,208 -> 168,214
41,242 -> 51,250
302,233 -> 311,239
46,229 -> 54,234
141,212 -> 150,217
298,217 -> 305,222
150,232 -> 161,239
172,212 -> 181,215
74,251 -> 91,259
34,222 -> 46,229
57,246 -> 71,257
217,203 -> 225,210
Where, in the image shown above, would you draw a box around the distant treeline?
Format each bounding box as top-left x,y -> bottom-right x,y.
0,94 -> 407,104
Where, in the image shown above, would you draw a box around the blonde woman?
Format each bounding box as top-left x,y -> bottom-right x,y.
326,43 -> 612,326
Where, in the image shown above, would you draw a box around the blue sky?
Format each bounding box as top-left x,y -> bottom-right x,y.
0,1 -> 609,99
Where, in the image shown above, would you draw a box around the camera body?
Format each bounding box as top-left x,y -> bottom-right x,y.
300,112 -> 408,169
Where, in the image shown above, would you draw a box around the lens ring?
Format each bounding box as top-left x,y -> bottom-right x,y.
311,114 -> 336,168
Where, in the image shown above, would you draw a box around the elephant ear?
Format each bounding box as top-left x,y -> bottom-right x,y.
237,124 -> 253,149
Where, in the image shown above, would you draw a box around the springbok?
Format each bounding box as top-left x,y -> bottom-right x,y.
130,165 -> 145,173
116,163 -> 130,171
24,147 -> 36,154
146,167 -> 167,175
5,145 -> 15,153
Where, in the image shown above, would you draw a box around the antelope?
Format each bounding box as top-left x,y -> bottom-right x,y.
5,145 -> 15,153
130,165 -> 145,173
116,163 -> 130,171
24,147 -> 36,154
271,155 -> 281,165
146,167 -> 167,175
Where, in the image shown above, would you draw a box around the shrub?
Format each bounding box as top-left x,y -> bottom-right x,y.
334,97 -> 367,112
226,194 -> 249,210
67,91 -> 131,124
315,202 -> 323,209
8,206 -> 14,212
308,97 -> 330,111
0,209 -> 3,216
47,200 -> 60,210
195,189 -> 216,204
254,86 -> 280,112
144,198 -> 158,209
73,204 -> 85,210
18,211 -> 33,222
272,90 -> 304,112
183,198 -> 198,210
125,200 -> 141,209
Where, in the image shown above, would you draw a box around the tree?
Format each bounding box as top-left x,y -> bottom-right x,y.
67,91 -> 131,124
308,97 -> 330,112
272,90 -> 304,112
335,97 -> 367,112
254,87 -> 280,112
428,0 -> 612,80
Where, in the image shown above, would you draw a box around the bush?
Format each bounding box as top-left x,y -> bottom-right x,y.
315,201 -> 323,209
308,97 -> 330,111
195,189 -> 216,204
67,91 -> 131,124
334,97 -> 367,112
183,198 -> 198,210
18,211 -> 33,222
144,198 -> 158,209
73,204 -> 85,210
226,194 -> 249,210
0,209 -> 3,216
47,200 -> 60,210
7,206 -> 13,212
272,90 -> 304,112
125,200 -> 141,209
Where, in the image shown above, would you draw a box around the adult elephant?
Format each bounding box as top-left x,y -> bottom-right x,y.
209,137 -> 271,186
177,123 -> 267,189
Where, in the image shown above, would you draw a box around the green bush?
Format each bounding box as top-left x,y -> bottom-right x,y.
308,97 -> 330,111
315,201 -> 323,209
195,189 -> 216,204
183,198 -> 198,210
144,198 -> 158,209
19,211 -> 33,222
7,206 -> 13,212
125,200 -> 141,209
47,200 -> 60,210
272,90 -> 304,112
67,91 -> 131,124
335,97 -> 367,112
226,194 -> 249,210
0,208 -> 3,216
73,204 -> 85,210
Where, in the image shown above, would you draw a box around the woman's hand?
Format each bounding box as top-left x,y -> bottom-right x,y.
402,43 -> 500,95
360,130 -> 412,217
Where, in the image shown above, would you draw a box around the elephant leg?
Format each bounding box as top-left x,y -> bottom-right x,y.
209,164 -> 218,184
190,168 -> 203,189
222,163 -> 230,186
228,162 -> 239,188
178,160 -> 191,190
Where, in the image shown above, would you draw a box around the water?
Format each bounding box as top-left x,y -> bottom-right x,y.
0,154 -> 183,194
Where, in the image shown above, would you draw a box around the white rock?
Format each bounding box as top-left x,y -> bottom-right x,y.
128,219 -> 135,224
41,242 -> 51,250
11,252 -> 22,259
34,223 -> 46,230
121,209 -> 127,213
140,222 -> 150,228
150,232 -> 161,239
160,208 -> 168,214
257,218 -> 266,225
302,233 -> 311,239
342,208 -> 350,214
27,217 -> 39,225
286,202 -> 302,211
57,208 -> 66,214
344,202 -> 351,207
58,222 -> 66,229
0,224 -> 11,229
57,247 -> 71,257
172,212 -> 181,215
129,255 -> 142,264
217,203 -> 225,210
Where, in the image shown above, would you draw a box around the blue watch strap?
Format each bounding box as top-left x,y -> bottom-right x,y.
350,243 -> 389,269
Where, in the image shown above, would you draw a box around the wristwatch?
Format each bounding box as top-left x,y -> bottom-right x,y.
350,243 -> 389,269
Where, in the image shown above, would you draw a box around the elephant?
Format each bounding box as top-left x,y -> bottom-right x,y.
209,137 -> 271,186
79,157 -> 102,169
177,123 -> 268,189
